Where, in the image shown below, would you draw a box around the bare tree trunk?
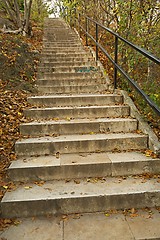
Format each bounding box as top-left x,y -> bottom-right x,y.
1,0 -> 33,36
23,0 -> 33,36
14,0 -> 22,28
2,0 -> 18,26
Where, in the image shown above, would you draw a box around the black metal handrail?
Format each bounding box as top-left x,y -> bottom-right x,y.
62,8 -> 160,116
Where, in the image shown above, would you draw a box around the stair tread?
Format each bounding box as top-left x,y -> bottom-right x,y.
1,210 -> 160,240
20,117 -> 137,126
9,152 -> 159,169
2,176 -> 160,202
28,93 -> 117,99
26,105 -> 127,110
16,132 -> 147,144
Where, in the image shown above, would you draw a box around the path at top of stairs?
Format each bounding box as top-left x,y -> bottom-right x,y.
1,18 -> 160,234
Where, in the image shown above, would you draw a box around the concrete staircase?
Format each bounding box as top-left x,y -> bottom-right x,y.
1,18 -> 160,219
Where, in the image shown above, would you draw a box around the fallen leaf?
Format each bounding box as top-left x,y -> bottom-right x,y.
66,117 -> 71,121
34,181 -> 45,187
145,149 -> 153,157
13,220 -> 21,225
55,152 -> 60,159
105,213 -> 110,217
24,186 -> 32,190
89,132 -> 94,135
131,208 -> 136,214
130,213 -> 139,218
74,180 -> 80,184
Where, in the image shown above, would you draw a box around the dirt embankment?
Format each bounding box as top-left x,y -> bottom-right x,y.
0,26 -> 43,201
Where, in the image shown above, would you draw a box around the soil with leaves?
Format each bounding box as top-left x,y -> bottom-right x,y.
0,26 -> 43,208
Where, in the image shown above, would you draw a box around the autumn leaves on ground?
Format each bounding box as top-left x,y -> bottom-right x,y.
0,27 -> 43,209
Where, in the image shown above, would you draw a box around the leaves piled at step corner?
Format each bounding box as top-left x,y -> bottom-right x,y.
0,218 -> 21,231
0,27 -> 43,200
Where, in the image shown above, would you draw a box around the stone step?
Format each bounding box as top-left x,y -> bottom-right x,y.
43,38 -> 79,42
43,40 -> 84,48
42,46 -> 84,51
24,105 -> 130,119
37,74 -> 102,81
44,30 -> 76,34
38,72 -> 102,80
20,118 -> 137,136
44,25 -> 68,28
42,46 -> 85,53
38,66 -> 99,73
36,84 -> 107,94
39,61 -> 96,68
42,50 -> 86,55
1,209 -> 160,240
36,78 -> 105,86
40,52 -> 92,58
43,38 -> 81,42
44,32 -> 77,36
28,94 -> 123,107
15,133 -> 148,157
43,43 -> 82,47
7,152 -> 160,182
44,32 -> 76,35
1,175 -> 159,218
43,31 -> 77,35
43,36 -> 79,41
40,56 -> 93,62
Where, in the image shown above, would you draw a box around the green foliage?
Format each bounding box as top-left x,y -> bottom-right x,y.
31,0 -> 49,23
18,0 -> 24,11
59,0 -> 160,124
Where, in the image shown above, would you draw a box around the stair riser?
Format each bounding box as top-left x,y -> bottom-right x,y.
44,34 -> 78,37
36,79 -> 105,86
44,33 -> 78,36
40,57 -> 93,62
40,53 -> 90,58
36,85 -> 107,94
20,120 -> 137,136
8,159 -> 160,182
38,66 -> 99,73
15,136 -> 147,156
39,62 -> 96,67
44,31 -> 76,33
43,38 -> 79,42
42,47 -> 84,51
1,191 -> 158,218
43,44 -> 82,47
8,163 -> 112,182
42,51 -> 86,55
37,73 -> 103,79
28,95 -> 123,107
43,40 -> 80,44
24,106 -> 130,120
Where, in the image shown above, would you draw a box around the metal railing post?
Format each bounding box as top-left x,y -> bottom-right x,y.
114,36 -> 118,89
67,7 -> 69,23
74,8 -> 76,28
96,23 -> 99,61
86,17 -> 88,46
70,9 -> 72,26
78,13 -> 81,37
